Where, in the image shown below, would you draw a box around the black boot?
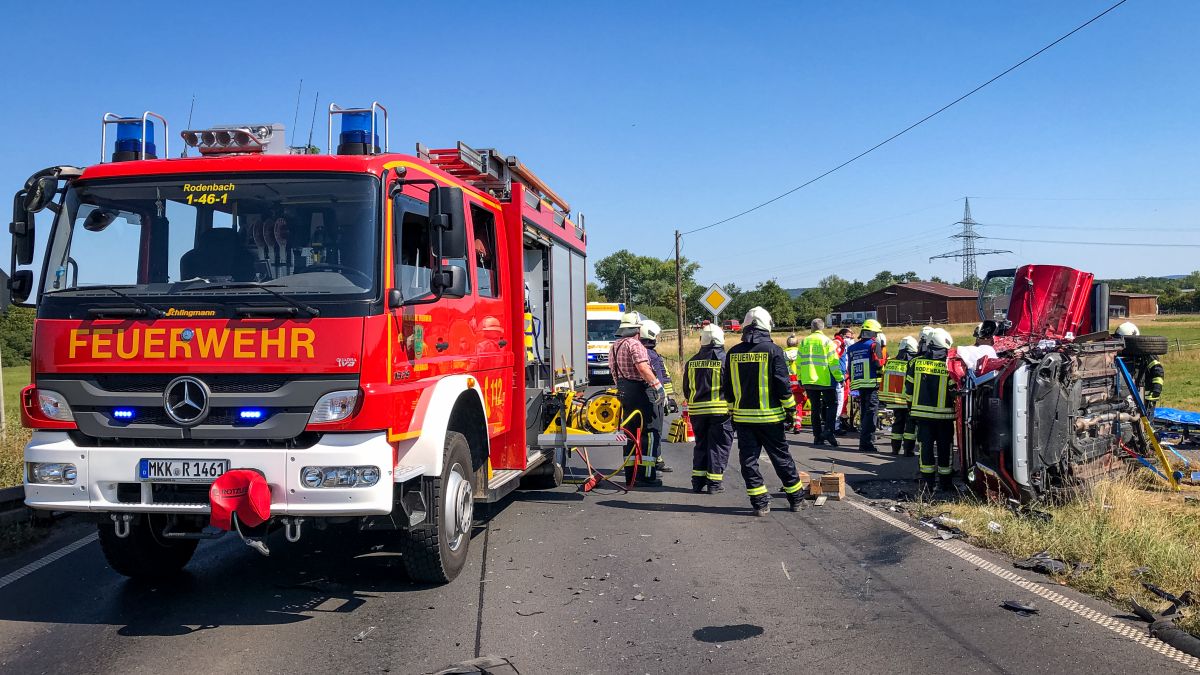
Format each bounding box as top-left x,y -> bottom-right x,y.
826,434 -> 839,448
903,442 -> 916,457
891,440 -> 902,455
692,479 -> 707,494
753,502 -> 771,517
707,482 -> 725,494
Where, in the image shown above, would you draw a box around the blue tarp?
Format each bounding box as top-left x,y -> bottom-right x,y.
1153,407 -> 1200,427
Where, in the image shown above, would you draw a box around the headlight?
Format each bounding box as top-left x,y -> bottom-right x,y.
308,389 -> 359,424
37,390 -> 74,421
300,465 -> 381,488
28,462 -> 77,484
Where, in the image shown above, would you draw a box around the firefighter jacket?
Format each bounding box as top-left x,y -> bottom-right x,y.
647,346 -> 674,396
798,330 -> 843,388
879,352 -> 913,407
847,337 -> 884,390
721,327 -> 797,424
905,349 -> 956,420
684,344 -> 728,416
783,346 -> 800,378
1120,354 -> 1164,403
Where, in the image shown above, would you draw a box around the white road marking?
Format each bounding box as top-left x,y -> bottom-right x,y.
0,532 -> 99,592
846,498 -> 1200,672
780,561 -> 791,581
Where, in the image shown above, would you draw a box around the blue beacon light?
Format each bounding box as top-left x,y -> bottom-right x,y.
112,408 -> 135,420
112,118 -> 156,161
239,409 -> 266,421
337,111 -> 378,155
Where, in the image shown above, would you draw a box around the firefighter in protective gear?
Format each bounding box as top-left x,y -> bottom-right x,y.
880,335 -> 918,456
685,324 -> 733,494
610,312 -> 663,486
799,319 -> 844,447
721,307 -> 805,516
640,320 -> 673,474
916,325 -> 935,356
846,318 -> 887,452
1115,322 -> 1164,412
783,335 -> 803,434
906,328 -> 957,491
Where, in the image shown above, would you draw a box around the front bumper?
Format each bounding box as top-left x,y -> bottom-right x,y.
23,431 -> 396,516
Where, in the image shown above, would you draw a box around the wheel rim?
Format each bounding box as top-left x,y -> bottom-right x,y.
443,461 -> 473,552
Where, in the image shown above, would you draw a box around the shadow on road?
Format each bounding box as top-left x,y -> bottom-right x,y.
593,499 -> 752,517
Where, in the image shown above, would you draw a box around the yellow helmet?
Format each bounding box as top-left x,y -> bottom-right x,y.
862,318 -> 883,332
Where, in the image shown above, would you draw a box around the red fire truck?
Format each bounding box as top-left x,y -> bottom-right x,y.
8,105 -> 589,582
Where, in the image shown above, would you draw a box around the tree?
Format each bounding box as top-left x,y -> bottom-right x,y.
957,274 -> 982,291
586,282 -> 605,302
592,249 -> 700,318
0,306 -> 34,365
930,275 -> 948,285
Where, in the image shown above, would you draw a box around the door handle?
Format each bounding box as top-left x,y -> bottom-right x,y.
435,340 -> 450,352
498,339 -> 508,347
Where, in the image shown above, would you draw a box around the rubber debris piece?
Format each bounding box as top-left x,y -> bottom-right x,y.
432,655 -> 521,675
1001,600 -> 1039,616
1014,551 -> 1069,575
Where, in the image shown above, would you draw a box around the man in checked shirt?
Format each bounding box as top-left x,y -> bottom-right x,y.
610,312 -> 666,486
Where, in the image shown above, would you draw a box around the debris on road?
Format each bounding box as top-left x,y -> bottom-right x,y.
987,521 -> 1003,533
919,513 -> 966,538
814,496 -> 828,507
431,655 -> 521,674
1001,600 -> 1039,617
352,626 -> 377,642
515,610 -> 545,616
1014,552 -> 1069,576
633,593 -> 646,601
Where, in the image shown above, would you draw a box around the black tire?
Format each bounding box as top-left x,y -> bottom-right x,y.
400,431 -> 474,583
97,516 -> 198,579
1122,335 -> 1169,357
519,456 -> 564,490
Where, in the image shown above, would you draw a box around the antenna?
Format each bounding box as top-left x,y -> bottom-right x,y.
291,79 -> 304,136
306,91 -> 319,153
929,197 -> 1011,288
181,94 -> 196,157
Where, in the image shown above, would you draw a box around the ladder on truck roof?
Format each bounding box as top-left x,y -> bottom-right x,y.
416,141 -> 572,216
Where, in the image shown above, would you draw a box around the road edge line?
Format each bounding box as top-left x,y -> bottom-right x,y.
845,498 -> 1200,672
0,532 -> 99,591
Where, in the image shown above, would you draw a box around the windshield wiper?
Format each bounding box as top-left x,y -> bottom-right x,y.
66,285 -> 167,318
175,281 -> 320,317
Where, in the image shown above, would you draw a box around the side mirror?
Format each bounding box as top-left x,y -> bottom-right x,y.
387,287 -> 402,309
10,191 -> 34,266
24,175 -> 59,213
433,265 -> 467,298
83,209 -> 117,232
9,269 -> 33,304
427,186 -> 466,258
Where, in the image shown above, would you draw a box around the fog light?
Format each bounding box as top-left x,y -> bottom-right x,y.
300,465 -> 382,488
358,466 -> 381,486
28,462 -> 77,485
308,390 -> 359,424
37,390 -> 74,421
302,467 -> 323,489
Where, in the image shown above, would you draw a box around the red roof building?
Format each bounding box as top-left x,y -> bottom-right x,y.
828,282 -> 979,326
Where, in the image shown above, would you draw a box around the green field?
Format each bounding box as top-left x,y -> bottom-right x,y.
0,366 -> 29,488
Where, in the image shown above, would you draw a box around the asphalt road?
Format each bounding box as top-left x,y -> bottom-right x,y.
0,431 -> 1193,675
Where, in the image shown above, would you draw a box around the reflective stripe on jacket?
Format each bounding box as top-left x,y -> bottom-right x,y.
847,338 -> 883,390
879,353 -> 912,406
721,328 -> 796,424
798,331 -> 843,387
684,345 -> 729,416
905,355 -> 955,420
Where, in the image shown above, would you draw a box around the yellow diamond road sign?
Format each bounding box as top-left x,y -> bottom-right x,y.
701,283 -> 731,318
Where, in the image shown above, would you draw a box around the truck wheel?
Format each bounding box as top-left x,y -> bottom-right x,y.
401,431 -> 474,583
519,456 -> 564,490
97,515 -> 198,579
1121,335 -> 1169,357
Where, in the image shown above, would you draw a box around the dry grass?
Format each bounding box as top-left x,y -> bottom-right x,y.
0,366 -> 29,489
938,478 -> 1200,635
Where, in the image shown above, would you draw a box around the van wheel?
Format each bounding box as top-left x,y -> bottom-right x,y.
519,455 -> 563,490
401,431 -> 474,583
1121,335 -> 1169,357
98,515 -> 198,579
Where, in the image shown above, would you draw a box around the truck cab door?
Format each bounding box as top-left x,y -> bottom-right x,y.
467,201 -> 512,441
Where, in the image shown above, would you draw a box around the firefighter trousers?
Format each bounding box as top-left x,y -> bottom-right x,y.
856,387 -> 879,450
691,414 -> 733,490
890,407 -> 915,455
735,423 -> 804,509
617,379 -> 660,483
916,418 -> 954,479
806,386 -> 837,442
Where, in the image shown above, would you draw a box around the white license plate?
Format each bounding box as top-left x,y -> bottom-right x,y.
139,459 -> 229,482
593,368 -> 610,375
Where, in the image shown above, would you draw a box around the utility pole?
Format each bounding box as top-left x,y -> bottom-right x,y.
621,273 -> 628,307
930,198 -> 1011,288
674,230 -> 684,363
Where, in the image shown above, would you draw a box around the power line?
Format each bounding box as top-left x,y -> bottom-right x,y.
682,0 -> 1129,237
980,223 -> 1200,233
984,236 -> 1200,248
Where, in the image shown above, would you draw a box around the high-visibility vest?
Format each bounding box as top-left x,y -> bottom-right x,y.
907,357 -> 955,420
879,355 -> 910,406
847,338 -> 882,390
797,332 -> 842,387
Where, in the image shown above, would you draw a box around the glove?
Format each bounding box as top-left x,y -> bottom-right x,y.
784,409 -> 796,429
650,383 -> 666,405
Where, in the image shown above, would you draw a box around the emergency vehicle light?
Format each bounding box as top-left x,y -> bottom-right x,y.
112,408 -> 135,420
327,102 -> 389,155
181,124 -> 285,155
238,409 -> 265,421
101,112 -> 168,163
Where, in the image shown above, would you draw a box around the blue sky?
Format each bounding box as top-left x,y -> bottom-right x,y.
1,0 -> 1197,289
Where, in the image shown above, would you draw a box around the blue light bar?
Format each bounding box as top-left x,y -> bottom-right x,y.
338,110 -> 377,154
239,409 -> 265,421
112,408 -> 135,420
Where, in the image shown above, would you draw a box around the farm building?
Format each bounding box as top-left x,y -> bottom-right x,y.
828,281 -> 979,326
1108,291 -> 1159,318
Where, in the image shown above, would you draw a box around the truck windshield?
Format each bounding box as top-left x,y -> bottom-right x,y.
587,319 -> 620,341
41,173 -> 379,301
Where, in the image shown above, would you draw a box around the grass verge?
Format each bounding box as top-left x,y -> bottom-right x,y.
933,478 -> 1200,637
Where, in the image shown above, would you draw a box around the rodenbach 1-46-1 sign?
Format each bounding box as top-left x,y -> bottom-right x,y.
700,283 -> 731,319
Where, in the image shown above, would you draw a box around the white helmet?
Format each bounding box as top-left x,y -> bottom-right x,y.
1115,321 -> 1139,337
899,335 -> 919,354
919,325 -> 935,342
639,319 -> 662,342
929,328 -> 954,350
744,306 -> 773,331
616,312 -> 642,336
700,324 -> 725,346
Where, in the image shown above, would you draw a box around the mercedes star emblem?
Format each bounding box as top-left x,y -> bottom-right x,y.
163,376 -> 211,426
